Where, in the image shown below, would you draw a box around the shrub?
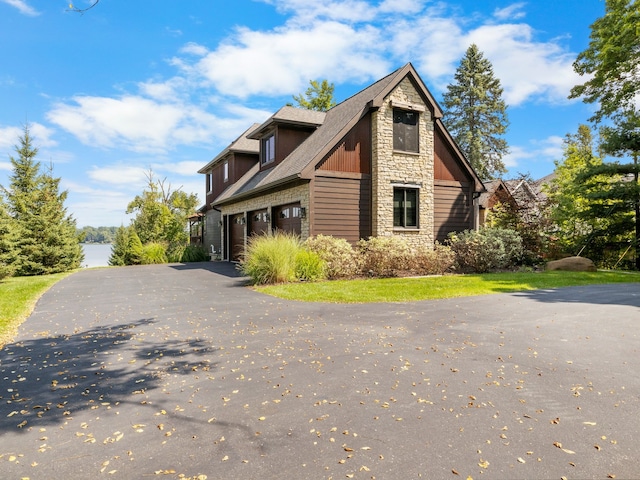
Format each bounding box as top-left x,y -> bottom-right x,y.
180,245 -> 209,263
0,262 -> 15,281
357,236 -> 411,277
140,242 -> 168,264
240,232 -> 302,284
304,235 -> 359,279
295,249 -> 327,282
447,227 -> 523,273
412,243 -> 455,275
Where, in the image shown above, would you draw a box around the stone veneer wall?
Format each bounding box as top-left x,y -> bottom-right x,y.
371,77 -> 435,248
218,183 -> 310,255
204,208 -> 221,254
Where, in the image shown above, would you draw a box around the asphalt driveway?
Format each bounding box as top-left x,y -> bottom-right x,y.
0,262 -> 638,479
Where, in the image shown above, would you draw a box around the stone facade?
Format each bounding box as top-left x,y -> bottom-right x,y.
371,78 -> 435,248
203,209 -> 221,255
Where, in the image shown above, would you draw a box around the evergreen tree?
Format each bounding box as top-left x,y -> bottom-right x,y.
0,200 -> 19,280
1,125 -> 83,276
442,44 -> 509,180
109,225 -> 130,266
292,79 -> 336,112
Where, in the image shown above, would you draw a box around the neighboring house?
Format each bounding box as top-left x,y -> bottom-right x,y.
478,179 -> 517,226
197,63 -> 485,261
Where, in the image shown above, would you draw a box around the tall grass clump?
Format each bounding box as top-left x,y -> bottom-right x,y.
295,249 -> 327,282
240,232 -> 302,284
304,234 -> 359,279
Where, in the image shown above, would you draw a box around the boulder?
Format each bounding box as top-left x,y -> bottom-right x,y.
546,256 -> 596,272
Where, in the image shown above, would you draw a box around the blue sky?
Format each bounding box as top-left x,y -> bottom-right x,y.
0,0 -> 605,227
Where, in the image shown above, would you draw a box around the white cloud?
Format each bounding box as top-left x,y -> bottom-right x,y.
505,135 -> 564,173
0,122 -> 57,152
182,21 -> 389,98
87,164 -> 150,187
465,24 -> 580,105
260,0 -> 378,22
493,3 -> 527,21
0,0 -> 39,16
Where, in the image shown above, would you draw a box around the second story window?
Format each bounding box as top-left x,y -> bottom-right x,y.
223,160 -> 229,182
262,134 -> 275,166
393,109 -> 419,153
206,173 -> 212,193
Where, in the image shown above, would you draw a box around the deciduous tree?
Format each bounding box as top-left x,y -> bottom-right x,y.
292,79 -> 336,112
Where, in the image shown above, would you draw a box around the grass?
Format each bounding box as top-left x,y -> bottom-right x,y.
0,272 -> 72,347
256,270 -> 640,303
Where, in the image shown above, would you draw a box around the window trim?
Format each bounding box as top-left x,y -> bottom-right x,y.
262,133 -> 276,166
393,185 -> 420,229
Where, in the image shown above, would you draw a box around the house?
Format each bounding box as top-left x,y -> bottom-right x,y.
197,63 -> 485,261
478,179 -> 517,226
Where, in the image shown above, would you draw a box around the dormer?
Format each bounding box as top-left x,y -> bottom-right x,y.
248,106 -> 326,171
198,124 -> 260,207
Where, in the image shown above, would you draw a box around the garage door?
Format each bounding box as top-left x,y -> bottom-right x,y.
229,214 -> 245,261
249,209 -> 270,237
273,203 -> 302,235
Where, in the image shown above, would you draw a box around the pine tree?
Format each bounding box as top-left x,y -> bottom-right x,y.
1,125 -> 83,276
442,44 -> 509,180
0,200 -> 19,280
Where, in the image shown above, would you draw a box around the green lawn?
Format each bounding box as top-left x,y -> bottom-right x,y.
256,270 -> 640,303
0,272 -> 72,347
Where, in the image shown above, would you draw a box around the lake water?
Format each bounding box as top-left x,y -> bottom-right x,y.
81,243 -> 112,268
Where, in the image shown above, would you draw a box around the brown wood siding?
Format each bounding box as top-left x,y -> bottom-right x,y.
312,175 -> 371,244
233,153 -> 259,180
434,128 -> 472,182
317,114 -> 371,174
434,182 -> 472,243
276,126 -> 312,163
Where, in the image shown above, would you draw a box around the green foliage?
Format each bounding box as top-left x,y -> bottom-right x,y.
294,249 -> 327,282
179,245 -> 209,263
0,201 -> 18,280
447,228 -> 523,273
126,170 -> 199,258
544,124 -> 634,266
569,0 -> 640,123
108,225 -> 144,266
356,236 -> 412,277
292,79 -> 337,112
140,242 -> 168,264
0,125 -> 83,276
240,232 -> 302,284
77,226 -> 118,243
442,44 -> 509,180
303,234 -> 359,279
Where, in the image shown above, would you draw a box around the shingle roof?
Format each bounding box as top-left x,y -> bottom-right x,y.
214,63 -> 480,205
248,106 -> 326,139
197,124 -> 260,174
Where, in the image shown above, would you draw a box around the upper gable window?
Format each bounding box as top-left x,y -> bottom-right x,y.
393,109 -> 419,153
262,134 -> 275,166
223,160 -> 229,182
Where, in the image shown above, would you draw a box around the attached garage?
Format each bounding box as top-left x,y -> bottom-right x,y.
273,203 -> 302,235
228,213 -> 245,261
249,209 -> 270,237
